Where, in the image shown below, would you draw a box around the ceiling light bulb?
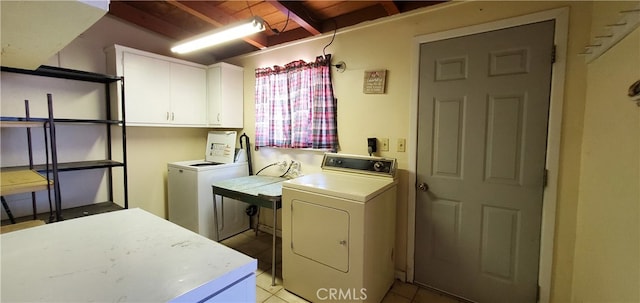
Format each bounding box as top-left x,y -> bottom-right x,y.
171,17 -> 265,54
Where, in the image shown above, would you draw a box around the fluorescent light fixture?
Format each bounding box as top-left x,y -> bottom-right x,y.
171,17 -> 265,54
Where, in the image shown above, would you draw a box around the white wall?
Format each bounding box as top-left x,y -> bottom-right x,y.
571,2 -> 640,301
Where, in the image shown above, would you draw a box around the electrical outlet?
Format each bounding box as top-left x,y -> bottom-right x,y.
397,138 -> 406,152
380,138 -> 389,151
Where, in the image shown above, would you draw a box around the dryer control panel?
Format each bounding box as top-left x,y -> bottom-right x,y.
321,153 -> 397,178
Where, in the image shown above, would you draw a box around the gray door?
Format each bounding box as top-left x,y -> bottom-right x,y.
414,21 -> 554,303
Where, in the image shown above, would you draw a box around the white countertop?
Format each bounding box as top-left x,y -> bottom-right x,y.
1,208 -> 257,302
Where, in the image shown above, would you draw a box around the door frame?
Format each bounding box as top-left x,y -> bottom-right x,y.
406,8 -> 569,303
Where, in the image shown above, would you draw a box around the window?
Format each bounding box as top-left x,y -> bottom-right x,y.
254,57 -> 338,150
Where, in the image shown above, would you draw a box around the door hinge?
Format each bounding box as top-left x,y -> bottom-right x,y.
551,45 -> 557,64
543,169 -> 549,188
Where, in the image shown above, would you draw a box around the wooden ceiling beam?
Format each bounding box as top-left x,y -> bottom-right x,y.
267,27 -> 313,46
266,1 -> 322,36
108,1 -> 191,40
396,1 -> 447,12
166,0 -> 227,27
166,0 -> 268,49
379,1 -> 400,15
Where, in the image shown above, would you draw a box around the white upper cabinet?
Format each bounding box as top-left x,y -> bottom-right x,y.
207,63 -> 244,128
122,52 -> 172,125
169,63 -> 207,125
106,45 -> 242,128
106,45 -> 208,127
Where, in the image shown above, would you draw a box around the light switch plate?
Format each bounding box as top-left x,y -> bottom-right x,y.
380,138 -> 389,151
397,138 -> 406,152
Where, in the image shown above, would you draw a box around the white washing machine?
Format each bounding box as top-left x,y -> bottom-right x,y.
282,153 -> 398,303
167,131 -> 250,241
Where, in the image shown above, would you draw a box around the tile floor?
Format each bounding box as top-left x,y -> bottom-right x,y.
220,230 -> 466,303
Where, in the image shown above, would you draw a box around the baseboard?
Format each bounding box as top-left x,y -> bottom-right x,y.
395,270 -> 407,282
257,224 -> 282,238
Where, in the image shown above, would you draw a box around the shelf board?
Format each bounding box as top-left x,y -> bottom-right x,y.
0,120 -> 46,128
1,220 -> 47,234
1,201 -> 124,226
3,161 -> 125,174
1,117 -> 122,125
1,65 -> 122,84
0,169 -> 52,196
33,160 -> 125,172
49,118 -> 123,125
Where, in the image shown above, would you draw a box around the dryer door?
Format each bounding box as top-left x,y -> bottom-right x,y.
291,199 -> 349,272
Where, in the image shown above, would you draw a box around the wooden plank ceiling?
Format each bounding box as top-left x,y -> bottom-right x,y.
108,0 -> 445,61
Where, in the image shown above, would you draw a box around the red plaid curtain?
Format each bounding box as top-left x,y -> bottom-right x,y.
255,57 -> 337,150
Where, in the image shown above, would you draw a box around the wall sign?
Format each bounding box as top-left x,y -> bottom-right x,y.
363,70 -> 387,94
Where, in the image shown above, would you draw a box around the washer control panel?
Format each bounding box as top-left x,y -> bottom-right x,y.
322,153 -> 397,178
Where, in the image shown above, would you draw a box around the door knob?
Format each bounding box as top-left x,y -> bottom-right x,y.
417,182 -> 429,192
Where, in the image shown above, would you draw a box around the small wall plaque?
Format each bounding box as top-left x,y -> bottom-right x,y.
363,70 -> 387,94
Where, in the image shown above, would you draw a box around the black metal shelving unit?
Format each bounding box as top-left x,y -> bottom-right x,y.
0,97 -> 59,224
0,65 -> 129,221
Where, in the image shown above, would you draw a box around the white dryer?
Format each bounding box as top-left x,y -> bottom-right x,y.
167,131 -> 250,241
282,153 -> 398,303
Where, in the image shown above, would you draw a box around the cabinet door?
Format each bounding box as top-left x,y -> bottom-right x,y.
123,52 -> 171,124
170,63 -> 207,125
207,66 -> 223,126
207,64 -> 243,128
219,65 -> 243,127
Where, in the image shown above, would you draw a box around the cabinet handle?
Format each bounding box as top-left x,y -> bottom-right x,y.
166,112 -> 170,121
172,112 -> 175,121
217,113 -> 220,122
